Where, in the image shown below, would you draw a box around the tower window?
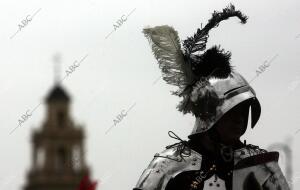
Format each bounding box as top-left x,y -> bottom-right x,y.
36,148 -> 45,169
72,145 -> 81,171
57,111 -> 65,127
56,147 -> 66,171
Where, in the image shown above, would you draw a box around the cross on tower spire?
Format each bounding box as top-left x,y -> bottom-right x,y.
53,53 -> 62,84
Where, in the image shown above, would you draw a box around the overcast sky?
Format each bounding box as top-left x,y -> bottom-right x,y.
0,0 -> 300,189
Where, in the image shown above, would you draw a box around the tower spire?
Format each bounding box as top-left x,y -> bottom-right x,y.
53,53 -> 62,84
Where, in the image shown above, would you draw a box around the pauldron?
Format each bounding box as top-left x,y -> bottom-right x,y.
133,144 -> 286,190
133,143 -> 202,190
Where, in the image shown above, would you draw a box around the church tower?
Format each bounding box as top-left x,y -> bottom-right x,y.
23,84 -> 90,190
23,54 -> 94,190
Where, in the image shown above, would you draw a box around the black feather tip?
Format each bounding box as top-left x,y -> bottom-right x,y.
183,3 -> 248,55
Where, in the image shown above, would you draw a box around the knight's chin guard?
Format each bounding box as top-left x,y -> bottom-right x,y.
136,3 -> 290,190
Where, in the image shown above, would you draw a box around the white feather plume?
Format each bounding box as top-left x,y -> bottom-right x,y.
143,25 -> 195,89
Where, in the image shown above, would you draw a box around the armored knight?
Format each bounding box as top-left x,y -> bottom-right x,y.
133,4 -> 290,190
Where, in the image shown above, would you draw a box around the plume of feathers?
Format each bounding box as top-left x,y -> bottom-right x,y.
183,3 -> 248,56
143,4 -> 248,117
143,25 -> 196,90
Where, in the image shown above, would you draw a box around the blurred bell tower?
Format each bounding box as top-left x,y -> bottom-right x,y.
24,54 -> 90,190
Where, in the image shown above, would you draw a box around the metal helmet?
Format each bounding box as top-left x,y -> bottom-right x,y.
188,71 -> 261,139
143,4 -> 257,138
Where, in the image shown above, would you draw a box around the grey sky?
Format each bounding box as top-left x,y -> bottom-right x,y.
0,0 -> 299,189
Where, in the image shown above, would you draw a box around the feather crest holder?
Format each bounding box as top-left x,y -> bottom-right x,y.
143,4 -> 248,121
